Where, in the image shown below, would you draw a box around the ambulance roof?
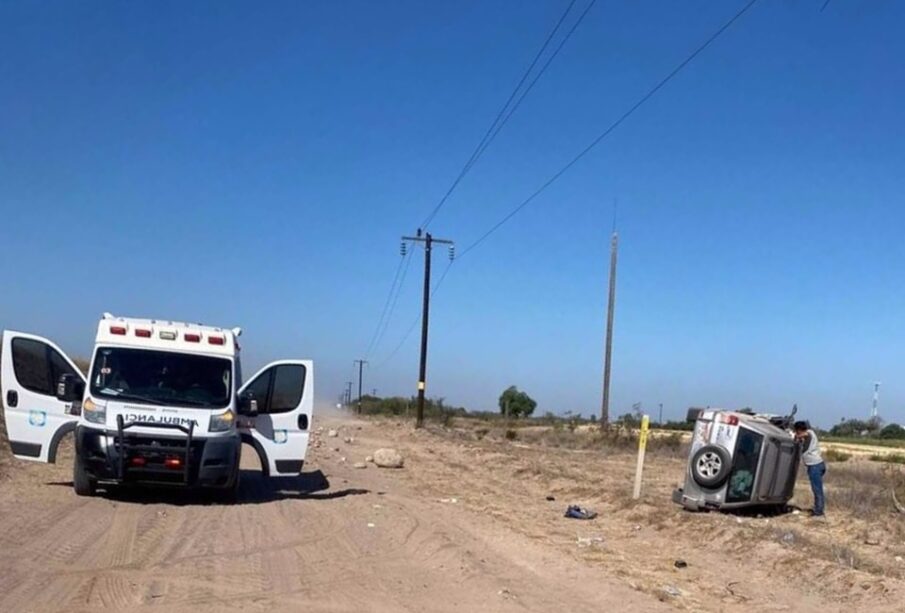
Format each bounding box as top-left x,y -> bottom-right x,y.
95,313 -> 240,357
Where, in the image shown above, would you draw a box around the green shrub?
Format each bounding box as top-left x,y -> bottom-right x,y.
823,448 -> 852,462
868,453 -> 905,464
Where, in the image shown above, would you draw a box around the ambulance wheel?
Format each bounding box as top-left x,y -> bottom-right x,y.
691,445 -> 731,489
213,470 -> 240,504
73,453 -> 97,497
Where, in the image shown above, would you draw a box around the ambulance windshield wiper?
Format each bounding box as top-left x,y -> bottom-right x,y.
100,389 -> 166,406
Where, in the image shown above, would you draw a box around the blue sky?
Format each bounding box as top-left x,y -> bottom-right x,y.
1,1 -> 903,427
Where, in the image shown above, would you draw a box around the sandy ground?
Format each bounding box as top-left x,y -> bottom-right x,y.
0,413 -> 903,612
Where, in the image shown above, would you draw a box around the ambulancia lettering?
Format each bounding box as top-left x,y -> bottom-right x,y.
121,413 -> 199,427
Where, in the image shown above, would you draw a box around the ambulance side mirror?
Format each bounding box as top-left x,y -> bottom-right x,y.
56,374 -> 85,403
238,391 -> 259,416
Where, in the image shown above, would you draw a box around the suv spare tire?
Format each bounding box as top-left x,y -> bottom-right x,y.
691,445 -> 731,489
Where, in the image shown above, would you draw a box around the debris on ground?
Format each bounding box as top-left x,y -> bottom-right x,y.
344,437 -> 355,444
367,522 -> 375,528
576,535 -> 604,548
439,497 -> 458,504
327,429 -> 339,438
674,560 -> 688,569
366,455 -> 375,463
498,588 -> 514,599
353,462 -> 367,469
545,495 -> 556,501
564,505 -> 597,520
864,533 -> 882,546
373,448 -> 405,468
661,585 -> 682,598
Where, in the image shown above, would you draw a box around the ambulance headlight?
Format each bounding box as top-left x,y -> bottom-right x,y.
209,409 -> 236,433
83,398 -> 106,425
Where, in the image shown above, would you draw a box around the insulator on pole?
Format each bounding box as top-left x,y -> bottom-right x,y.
401,242 -> 407,256
448,245 -> 455,261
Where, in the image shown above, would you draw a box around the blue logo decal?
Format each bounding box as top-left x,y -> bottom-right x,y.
29,410 -> 47,427
273,430 -> 288,444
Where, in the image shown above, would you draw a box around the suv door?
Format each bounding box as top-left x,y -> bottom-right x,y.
1,331 -> 85,462
237,360 -> 312,476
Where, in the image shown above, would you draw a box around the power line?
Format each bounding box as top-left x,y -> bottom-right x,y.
373,259 -> 454,370
459,0 -> 761,259
367,248 -> 415,358
475,0 -> 598,162
420,0 -> 589,230
366,0 -> 596,379
363,252 -> 409,359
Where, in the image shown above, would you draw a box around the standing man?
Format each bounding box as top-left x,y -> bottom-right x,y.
794,421 -> 826,518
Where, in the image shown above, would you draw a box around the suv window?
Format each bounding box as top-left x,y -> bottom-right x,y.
12,338 -> 78,396
726,428 -> 763,503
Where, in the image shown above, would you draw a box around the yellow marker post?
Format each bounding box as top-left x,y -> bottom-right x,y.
633,415 -> 650,500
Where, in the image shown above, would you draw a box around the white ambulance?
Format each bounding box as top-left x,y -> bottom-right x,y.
1,314 -> 313,501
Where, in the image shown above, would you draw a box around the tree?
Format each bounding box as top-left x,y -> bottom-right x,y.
880,423 -> 905,440
830,417 -> 882,437
498,386 -> 537,418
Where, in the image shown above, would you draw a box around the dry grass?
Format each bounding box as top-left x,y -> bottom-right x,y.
827,461 -> 905,521
823,447 -> 852,462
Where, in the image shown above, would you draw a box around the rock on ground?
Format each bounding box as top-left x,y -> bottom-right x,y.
373,448 -> 404,468
327,429 -> 339,438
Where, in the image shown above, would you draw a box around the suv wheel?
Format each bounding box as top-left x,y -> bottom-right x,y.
691,445 -> 731,489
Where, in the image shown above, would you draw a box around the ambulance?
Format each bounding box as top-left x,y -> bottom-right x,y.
1,314 -> 313,501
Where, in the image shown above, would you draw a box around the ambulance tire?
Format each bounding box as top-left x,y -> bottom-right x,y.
213,469 -> 240,504
73,453 -> 97,497
691,445 -> 731,489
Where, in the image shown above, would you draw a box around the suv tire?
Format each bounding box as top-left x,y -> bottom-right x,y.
691,445 -> 731,489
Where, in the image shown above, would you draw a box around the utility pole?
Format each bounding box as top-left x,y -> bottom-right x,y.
402,230 -> 454,428
658,403 -> 663,426
354,359 -> 368,414
345,381 -> 353,406
601,231 -> 619,424
372,388 -> 378,397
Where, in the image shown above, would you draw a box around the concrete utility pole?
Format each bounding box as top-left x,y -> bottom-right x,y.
345,381 -> 353,406
659,403 -> 663,426
600,231 -> 619,424
402,230 -> 454,428
354,359 -> 368,414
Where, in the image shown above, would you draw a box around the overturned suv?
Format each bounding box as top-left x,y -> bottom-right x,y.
673,406 -> 799,512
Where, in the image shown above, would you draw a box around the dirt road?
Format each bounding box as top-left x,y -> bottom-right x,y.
1,413 -> 903,612
0,415 -> 664,612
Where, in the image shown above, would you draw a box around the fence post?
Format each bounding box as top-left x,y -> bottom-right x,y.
633,415 -> 650,500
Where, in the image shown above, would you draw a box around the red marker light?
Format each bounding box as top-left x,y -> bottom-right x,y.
110,326 -> 127,335
184,333 -> 201,343
135,329 -> 152,338
164,457 -> 183,469
208,336 -> 225,346
130,456 -> 146,467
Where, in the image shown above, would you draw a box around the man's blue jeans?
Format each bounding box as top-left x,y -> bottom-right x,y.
807,462 -> 827,516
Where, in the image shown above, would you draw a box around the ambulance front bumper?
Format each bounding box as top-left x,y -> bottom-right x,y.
76,424 -> 240,488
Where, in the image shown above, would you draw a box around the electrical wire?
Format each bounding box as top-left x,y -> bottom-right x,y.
368,247 -> 415,358
373,259 -> 455,369
420,0 -> 589,230
363,251 -> 410,359
459,0 -> 761,259
475,0 -> 598,163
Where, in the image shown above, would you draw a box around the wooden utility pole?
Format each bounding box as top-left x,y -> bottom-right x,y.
354,359 -> 368,414
402,230 -> 454,428
601,231 -> 618,424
